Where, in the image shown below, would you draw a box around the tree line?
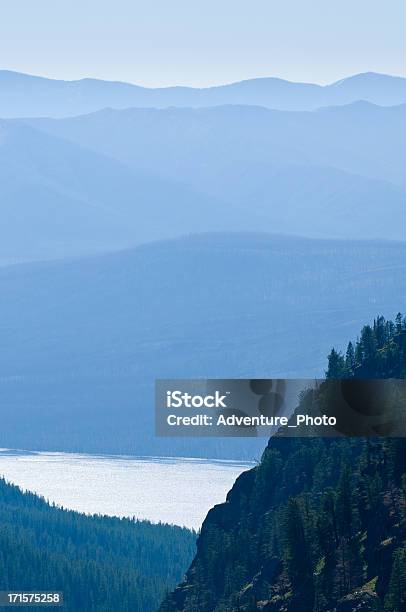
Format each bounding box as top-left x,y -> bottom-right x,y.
161,313 -> 406,611
0,477 -> 196,611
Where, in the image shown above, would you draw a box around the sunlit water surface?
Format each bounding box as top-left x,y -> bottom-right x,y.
0,449 -> 252,529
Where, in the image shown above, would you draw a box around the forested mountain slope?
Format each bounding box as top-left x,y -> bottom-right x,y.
326,313 -> 406,379
0,477 -> 196,612
161,315 -> 406,611
1,234 -> 406,458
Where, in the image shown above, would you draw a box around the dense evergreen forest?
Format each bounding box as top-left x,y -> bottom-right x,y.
0,478 -> 196,611
161,314 -> 406,611
326,313 -> 406,379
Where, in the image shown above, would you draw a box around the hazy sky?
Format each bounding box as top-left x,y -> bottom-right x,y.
1,0 -> 405,87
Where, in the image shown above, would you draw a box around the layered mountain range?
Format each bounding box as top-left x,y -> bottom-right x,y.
1,70 -> 406,117
1,97 -> 406,262
1,70 -> 406,461
1,233 -> 406,458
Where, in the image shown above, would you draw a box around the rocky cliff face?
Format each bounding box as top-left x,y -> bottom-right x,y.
161,315 -> 406,612
161,433 -> 405,612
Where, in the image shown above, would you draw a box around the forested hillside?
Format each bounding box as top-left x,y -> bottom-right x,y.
0,478 -> 196,611
161,314 -> 406,611
326,313 -> 406,379
2,234 -> 406,459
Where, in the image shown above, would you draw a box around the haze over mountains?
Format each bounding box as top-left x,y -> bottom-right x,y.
1,233 -> 406,457
33,101 -> 406,185
1,70 -> 406,461
1,98 -> 405,261
2,69 -> 406,263
1,70 -> 406,117
0,119 -> 246,262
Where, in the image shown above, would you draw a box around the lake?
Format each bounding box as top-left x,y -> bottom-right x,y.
0,449 -> 252,529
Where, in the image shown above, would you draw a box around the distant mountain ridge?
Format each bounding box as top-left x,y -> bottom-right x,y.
0,119 -> 248,262
2,99 -> 406,260
1,232 -> 406,458
33,101 -> 406,186
1,70 -> 406,117
10,101 -> 405,260
1,70 -> 406,262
